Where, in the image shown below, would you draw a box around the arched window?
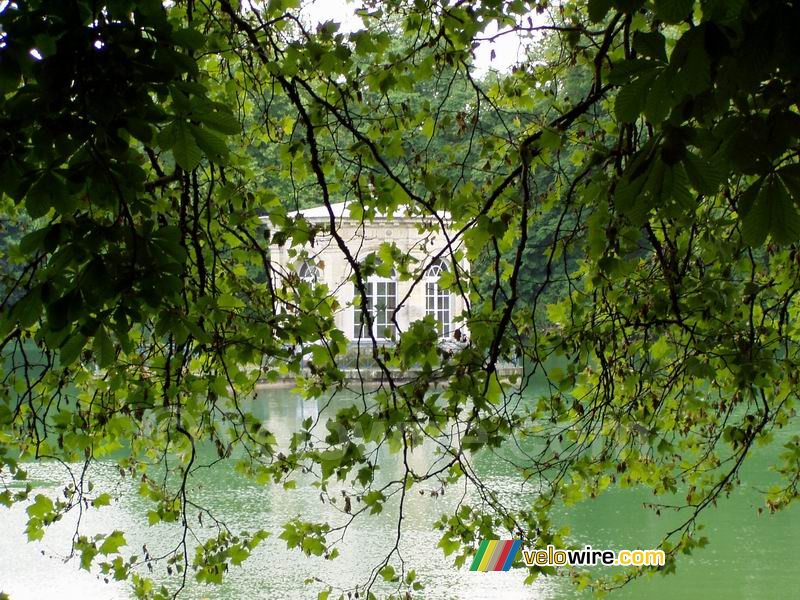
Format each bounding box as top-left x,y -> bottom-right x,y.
298,261 -> 321,284
353,269 -> 397,340
425,259 -> 451,336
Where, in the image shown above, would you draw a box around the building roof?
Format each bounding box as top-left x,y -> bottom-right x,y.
293,201 -> 349,219
290,201 -> 451,222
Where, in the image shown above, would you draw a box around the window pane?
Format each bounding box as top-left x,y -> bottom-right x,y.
387,288 -> 396,310
425,281 -> 451,337
355,274 -> 398,339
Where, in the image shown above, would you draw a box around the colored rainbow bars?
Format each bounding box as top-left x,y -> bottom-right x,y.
469,540 -> 521,571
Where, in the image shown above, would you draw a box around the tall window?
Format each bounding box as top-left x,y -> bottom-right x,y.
425,259 -> 451,336
353,270 -> 397,340
298,261 -> 321,284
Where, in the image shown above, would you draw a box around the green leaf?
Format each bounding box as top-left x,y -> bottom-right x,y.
92,493 -> 112,508
644,157 -> 669,202
26,494 -> 53,519
191,124 -> 230,164
437,535 -> 460,556
34,33 -> 57,57
766,178 -> 800,245
160,48 -> 199,75
93,326 -> 115,369
671,28 -> 711,96
10,289 -> 43,329
615,170 -> 651,224
742,176 -> 800,246
486,373 -> 502,404
777,165 -> 800,204
26,172 -> 67,218
19,228 -> 48,255
195,106 -> 241,135
607,59 -> 658,85
229,545 -> 250,565
0,61 -> 20,95
363,490 -> 385,514
422,117 -> 435,140
655,0 -> 694,24
100,531 -> 127,555
79,543 -> 99,570
60,333 -> 88,367
615,72 -> 656,123
644,70 -> 673,123
737,178 -> 762,217
125,117 -> 154,144
172,27 -> 206,50
26,521 -> 44,542
683,151 -> 724,195
669,163 -> 694,208
588,0 -> 614,22
171,121 -> 203,171
633,31 -> 667,62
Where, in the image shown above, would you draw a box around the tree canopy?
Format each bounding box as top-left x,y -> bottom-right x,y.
2,0 -> 800,598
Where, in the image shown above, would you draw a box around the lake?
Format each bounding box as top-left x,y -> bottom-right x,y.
1,387 -> 798,599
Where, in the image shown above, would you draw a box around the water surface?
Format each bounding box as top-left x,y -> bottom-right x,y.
1,388 -> 797,599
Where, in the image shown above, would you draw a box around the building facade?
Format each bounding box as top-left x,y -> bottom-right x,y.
267,202 -> 468,343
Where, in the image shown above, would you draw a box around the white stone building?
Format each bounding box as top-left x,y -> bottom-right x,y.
267,202 -> 468,344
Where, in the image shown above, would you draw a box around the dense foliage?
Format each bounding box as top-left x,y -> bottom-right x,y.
2,0 -> 800,598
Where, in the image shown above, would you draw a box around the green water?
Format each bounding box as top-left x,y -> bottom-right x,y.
0,388 -> 798,599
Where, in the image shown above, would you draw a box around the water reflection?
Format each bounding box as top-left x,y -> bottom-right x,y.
0,388 -> 798,599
